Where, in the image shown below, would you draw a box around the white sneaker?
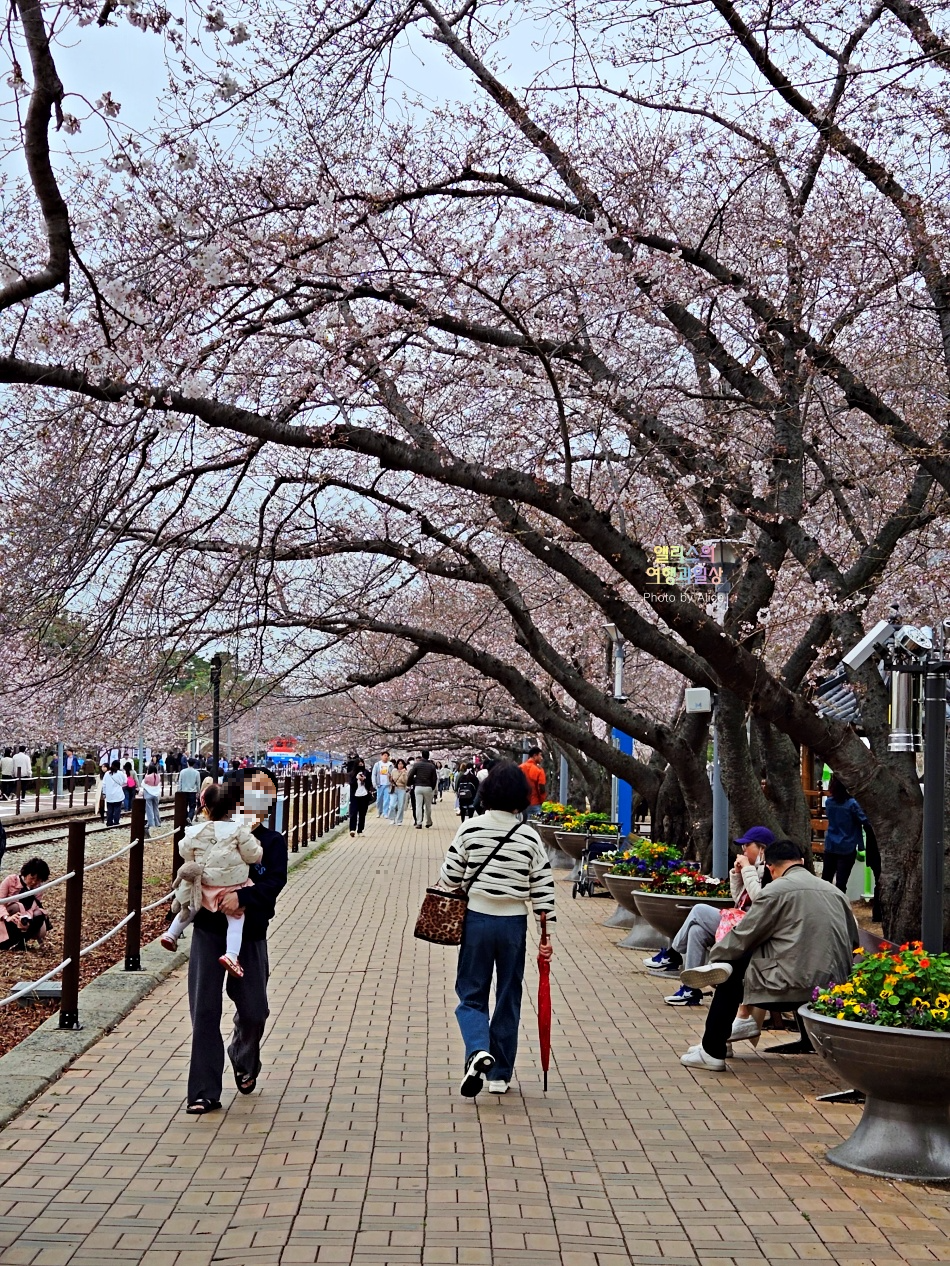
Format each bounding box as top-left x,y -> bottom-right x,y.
486,1080 -> 509,1093
680,962 -> 733,990
680,1046 -> 726,1071
460,1051 -> 494,1098
730,1017 -> 761,1042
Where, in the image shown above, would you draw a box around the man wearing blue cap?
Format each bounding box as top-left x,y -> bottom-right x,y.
645,826 -> 774,1006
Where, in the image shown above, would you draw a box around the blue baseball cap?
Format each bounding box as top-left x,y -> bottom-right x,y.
734,826 -> 775,847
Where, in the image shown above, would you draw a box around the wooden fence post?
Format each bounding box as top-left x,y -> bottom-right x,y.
290,775 -> 300,852
59,821 -> 86,1030
301,776 -> 310,849
125,798 -> 145,971
282,776 -> 291,841
172,791 -> 188,883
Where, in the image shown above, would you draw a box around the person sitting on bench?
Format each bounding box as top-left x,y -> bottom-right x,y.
677,838 -> 859,1071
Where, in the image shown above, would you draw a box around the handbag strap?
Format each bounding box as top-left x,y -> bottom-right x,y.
460,823 -> 525,894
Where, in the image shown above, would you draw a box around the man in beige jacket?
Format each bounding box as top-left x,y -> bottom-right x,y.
678,838 -> 859,1071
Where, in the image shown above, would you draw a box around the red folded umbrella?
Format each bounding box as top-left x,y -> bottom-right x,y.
537,912 -> 552,1091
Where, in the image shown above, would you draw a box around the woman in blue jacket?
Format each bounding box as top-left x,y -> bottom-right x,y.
822,777 -> 866,892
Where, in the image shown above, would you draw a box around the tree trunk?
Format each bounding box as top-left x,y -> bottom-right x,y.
716,690 -> 784,839
750,719 -> 813,862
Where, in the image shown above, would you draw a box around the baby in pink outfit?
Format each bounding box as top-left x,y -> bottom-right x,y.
162,783 -> 262,977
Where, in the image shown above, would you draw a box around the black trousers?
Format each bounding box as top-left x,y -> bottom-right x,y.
822,851 -> 857,892
349,796 -> 369,833
188,926 -> 270,1105
702,952 -> 752,1060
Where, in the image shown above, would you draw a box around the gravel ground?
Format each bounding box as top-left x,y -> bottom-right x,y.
0,820 -> 179,1057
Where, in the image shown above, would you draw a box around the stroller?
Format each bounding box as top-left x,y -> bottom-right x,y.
572,827 -> 623,898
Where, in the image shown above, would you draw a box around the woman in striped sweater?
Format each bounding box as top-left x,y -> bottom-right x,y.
438,761 -> 555,1098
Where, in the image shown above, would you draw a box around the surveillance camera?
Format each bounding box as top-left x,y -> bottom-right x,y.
894,625 -> 933,657
841,620 -> 897,672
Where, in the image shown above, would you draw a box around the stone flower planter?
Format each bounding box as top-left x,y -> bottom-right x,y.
534,821 -> 572,869
603,874 -> 667,950
632,890 -> 733,940
800,1005 -> 950,1182
588,859 -> 612,889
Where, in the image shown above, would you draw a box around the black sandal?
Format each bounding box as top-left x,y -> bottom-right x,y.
234,1071 -> 257,1095
185,1098 -> 222,1115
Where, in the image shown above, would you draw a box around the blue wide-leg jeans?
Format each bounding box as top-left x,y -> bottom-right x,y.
455,910 -> 527,1082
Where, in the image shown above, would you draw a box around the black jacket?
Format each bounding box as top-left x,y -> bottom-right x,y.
193,822 -> 288,942
408,759 -> 439,789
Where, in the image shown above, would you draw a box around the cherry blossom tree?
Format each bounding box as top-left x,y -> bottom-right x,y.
2,0 -> 950,937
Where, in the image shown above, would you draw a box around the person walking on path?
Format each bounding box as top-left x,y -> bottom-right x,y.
409,750 -> 439,828
822,777 -> 866,892
0,749 -> 14,801
519,747 -> 547,819
348,762 -> 373,836
372,751 -> 393,818
177,758 -> 201,823
677,838 -> 859,1070
122,762 -> 139,813
387,759 -> 409,825
185,770 -> 286,1114
12,746 -> 31,792
142,763 -> 162,832
101,760 -> 127,826
455,762 -> 479,822
438,761 -> 555,1098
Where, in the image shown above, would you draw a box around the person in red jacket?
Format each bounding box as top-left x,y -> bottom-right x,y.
519,748 -> 546,819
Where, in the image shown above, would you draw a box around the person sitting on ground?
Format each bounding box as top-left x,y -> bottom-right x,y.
650,826 -> 773,1006
677,838 -> 859,1071
162,783 -> 263,979
0,858 -> 52,950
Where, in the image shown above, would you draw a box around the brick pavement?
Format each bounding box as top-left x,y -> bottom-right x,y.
1,801 -> 949,1266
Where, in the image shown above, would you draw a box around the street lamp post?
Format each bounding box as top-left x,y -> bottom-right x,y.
603,624 -> 633,833
210,655 -> 222,784
706,540 -> 740,880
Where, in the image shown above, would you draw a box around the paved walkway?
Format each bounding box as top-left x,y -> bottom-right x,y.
1,804 -> 949,1266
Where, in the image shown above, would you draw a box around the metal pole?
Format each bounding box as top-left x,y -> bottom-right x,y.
210,655 -> 222,784
125,798 -> 145,971
922,668 -> 947,953
137,712 -> 145,778
711,704 -> 729,879
56,739 -> 64,800
59,821 -> 85,1030
559,753 -> 569,806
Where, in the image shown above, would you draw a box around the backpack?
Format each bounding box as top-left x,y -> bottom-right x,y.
457,777 -> 477,805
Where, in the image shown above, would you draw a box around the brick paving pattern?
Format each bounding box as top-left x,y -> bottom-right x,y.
1,802 -> 949,1266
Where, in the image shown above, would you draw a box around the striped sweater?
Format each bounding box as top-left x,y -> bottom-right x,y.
439,810 -> 556,925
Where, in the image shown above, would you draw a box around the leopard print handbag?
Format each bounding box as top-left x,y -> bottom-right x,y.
413,824 -> 523,946
413,887 -> 469,946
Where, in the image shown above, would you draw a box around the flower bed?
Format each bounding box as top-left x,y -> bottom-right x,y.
646,867 -> 727,898
601,839 -> 682,878
811,941 -> 950,1032
561,811 -> 619,835
538,800 -> 571,824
